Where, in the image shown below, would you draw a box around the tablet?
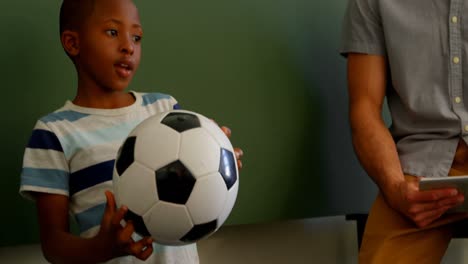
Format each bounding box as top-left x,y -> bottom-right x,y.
419,175 -> 468,213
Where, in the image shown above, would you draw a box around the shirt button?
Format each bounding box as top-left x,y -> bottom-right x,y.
456,97 -> 462,103
453,56 -> 460,64
452,16 -> 458,23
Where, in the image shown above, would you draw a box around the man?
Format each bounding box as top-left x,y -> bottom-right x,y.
341,0 -> 468,262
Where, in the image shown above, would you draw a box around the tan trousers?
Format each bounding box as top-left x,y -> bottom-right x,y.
359,140 -> 468,264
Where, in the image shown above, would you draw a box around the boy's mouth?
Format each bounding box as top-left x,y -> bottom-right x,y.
115,61 -> 134,78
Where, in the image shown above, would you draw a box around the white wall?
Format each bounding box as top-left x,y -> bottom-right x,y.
1,216 -> 467,263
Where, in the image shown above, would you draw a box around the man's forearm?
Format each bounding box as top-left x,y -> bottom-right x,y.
350,104 -> 405,195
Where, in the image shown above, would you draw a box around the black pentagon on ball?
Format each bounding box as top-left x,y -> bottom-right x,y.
116,136 -> 136,176
180,219 -> 217,243
161,112 -> 201,133
155,160 -> 196,204
219,148 -> 237,190
124,209 -> 151,237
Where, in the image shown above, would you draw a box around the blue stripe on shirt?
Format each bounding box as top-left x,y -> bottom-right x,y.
21,167 -> 69,191
61,119 -> 140,159
141,93 -> 171,106
27,129 -> 63,151
69,160 -> 115,196
75,203 -> 106,233
40,110 -> 89,123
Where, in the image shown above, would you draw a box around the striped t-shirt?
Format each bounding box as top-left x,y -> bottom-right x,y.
19,91 -> 199,264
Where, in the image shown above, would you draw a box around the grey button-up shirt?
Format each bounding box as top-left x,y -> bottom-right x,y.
340,0 -> 468,177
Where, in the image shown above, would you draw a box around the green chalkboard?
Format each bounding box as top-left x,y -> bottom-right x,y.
0,0 -> 358,247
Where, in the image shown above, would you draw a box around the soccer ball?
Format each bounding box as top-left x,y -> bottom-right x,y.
112,110 -> 239,245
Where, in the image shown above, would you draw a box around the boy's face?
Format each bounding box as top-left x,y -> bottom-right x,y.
76,0 -> 142,92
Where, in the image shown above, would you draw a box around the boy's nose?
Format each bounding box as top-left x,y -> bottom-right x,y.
120,37 -> 134,55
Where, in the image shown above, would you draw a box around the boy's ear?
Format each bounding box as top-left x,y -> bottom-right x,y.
61,30 -> 80,56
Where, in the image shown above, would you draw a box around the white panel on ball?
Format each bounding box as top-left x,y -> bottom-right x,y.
216,180 -> 239,227
186,173 -> 228,224
198,115 -> 235,152
144,201 -> 193,245
135,122 -> 181,171
130,113 -> 166,136
118,162 -> 159,215
179,128 -> 220,178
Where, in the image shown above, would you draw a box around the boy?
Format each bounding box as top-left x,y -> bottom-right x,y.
19,0 -> 243,263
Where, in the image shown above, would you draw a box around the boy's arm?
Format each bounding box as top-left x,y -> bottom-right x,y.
35,192 -> 153,264
347,53 -> 464,227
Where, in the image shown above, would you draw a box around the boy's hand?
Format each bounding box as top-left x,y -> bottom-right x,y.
384,178 -> 465,228
98,191 -> 154,261
219,125 -> 243,170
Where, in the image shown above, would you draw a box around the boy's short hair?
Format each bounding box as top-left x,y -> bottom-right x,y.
59,0 -> 96,35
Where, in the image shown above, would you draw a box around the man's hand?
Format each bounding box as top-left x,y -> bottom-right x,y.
384,178 -> 464,228
97,191 -> 154,261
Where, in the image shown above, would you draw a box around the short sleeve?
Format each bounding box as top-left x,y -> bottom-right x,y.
19,120 -> 70,201
340,0 -> 386,56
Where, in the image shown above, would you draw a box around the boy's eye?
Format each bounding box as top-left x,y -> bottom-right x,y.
106,29 -> 118,37
133,35 -> 142,42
